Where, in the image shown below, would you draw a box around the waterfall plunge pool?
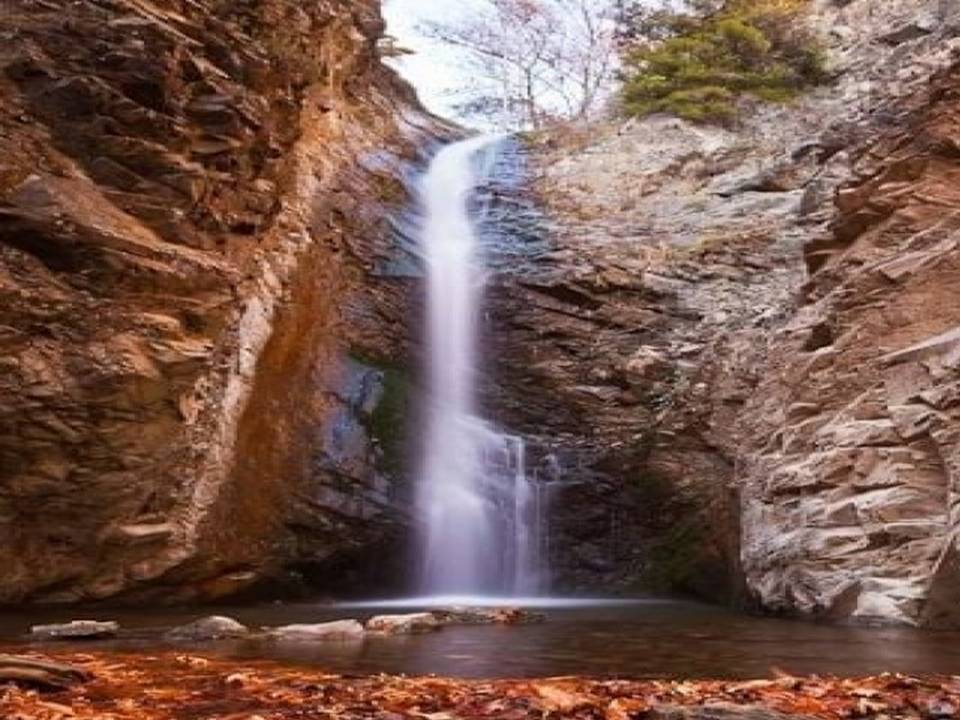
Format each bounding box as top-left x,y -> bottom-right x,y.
4,598 -> 960,679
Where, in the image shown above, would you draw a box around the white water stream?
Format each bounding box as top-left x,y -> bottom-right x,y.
416,135 -> 545,597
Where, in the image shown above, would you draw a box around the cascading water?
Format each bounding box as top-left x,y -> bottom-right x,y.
416,135 -> 545,598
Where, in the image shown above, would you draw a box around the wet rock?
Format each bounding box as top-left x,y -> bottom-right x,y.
163,616 -> 250,642
365,613 -> 441,635
30,621 -> 119,641
431,607 -> 546,625
266,620 -> 364,642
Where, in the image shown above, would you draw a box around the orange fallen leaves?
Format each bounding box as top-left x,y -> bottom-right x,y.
0,651 -> 957,719
529,680 -> 597,713
606,696 -> 651,720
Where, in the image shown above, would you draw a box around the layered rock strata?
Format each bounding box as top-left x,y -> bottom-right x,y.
502,0 -> 960,623
738,62 -> 960,626
0,0 -> 436,603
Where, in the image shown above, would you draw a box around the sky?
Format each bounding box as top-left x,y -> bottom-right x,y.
381,0 -> 474,119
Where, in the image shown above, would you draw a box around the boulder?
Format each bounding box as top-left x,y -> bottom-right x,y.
163,615 -> 250,642
266,620 -> 364,642
365,613 -> 441,635
30,620 -> 119,641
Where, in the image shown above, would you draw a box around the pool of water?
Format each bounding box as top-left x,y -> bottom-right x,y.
3,598 -> 960,679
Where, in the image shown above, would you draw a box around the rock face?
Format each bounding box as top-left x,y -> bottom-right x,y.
506,0 -> 960,624
0,0 -> 438,603
735,63 -> 960,626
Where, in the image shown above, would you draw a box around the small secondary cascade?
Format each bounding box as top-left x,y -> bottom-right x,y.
416,135 -> 546,597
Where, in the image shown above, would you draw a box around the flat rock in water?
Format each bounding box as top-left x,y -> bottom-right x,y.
266,620 -> 364,641
366,613 -> 441,635
431,606 -> 545,625
164,615 -> 250,641
30,621 -> 119,641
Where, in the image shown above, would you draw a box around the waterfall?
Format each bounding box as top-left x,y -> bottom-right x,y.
416,135 -> 544,598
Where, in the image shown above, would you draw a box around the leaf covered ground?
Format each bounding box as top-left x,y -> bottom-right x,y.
1,652 -> 958,720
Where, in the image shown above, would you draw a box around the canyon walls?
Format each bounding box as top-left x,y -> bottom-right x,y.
0,0 -> 436,603
738,61 -> 960,626
503,0 -> 960,624
4,0 -> 960,629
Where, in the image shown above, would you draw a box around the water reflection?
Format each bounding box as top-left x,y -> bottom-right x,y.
3,600 -> 959,679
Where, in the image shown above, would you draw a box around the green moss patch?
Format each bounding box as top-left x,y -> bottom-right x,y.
349,352 -> 413,478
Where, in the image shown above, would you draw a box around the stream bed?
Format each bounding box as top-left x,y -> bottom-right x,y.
3,599 -> 960,679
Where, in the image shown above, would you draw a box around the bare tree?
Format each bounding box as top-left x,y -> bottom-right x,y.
419,0 -> 618,129
550,0 -> 619,119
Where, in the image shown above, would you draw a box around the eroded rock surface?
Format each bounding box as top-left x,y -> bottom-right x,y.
0,0 -> 438,603
508,0 -> 960,623
431,606 -> 546,625
735,62 -> 960,626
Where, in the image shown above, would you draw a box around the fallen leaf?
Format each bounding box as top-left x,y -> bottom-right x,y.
606,697 -> 650,720
531,682 -> 595,712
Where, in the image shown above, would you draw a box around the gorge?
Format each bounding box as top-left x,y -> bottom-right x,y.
3,0 -> 960,712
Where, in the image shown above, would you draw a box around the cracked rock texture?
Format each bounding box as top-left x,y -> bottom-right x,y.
502,0 -> 960,624
740,63 -> 960,626
0,0 -> 436,603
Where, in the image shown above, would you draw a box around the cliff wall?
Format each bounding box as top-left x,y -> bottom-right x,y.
505,0 -> 960,624
0,0 -> 436,603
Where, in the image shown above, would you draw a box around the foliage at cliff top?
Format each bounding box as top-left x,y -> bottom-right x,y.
618,0 -> 826,124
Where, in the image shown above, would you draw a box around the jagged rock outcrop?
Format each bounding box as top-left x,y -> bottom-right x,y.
733,62 -> 960,626
501,0 -> 960,622
0,0 -> 437,603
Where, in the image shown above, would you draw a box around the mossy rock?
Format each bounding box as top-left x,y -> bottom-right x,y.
349,352 -> 413,478
367,366 -> 410,477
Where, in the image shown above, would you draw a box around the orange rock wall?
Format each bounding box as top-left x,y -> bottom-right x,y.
0,0 -> 434,603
